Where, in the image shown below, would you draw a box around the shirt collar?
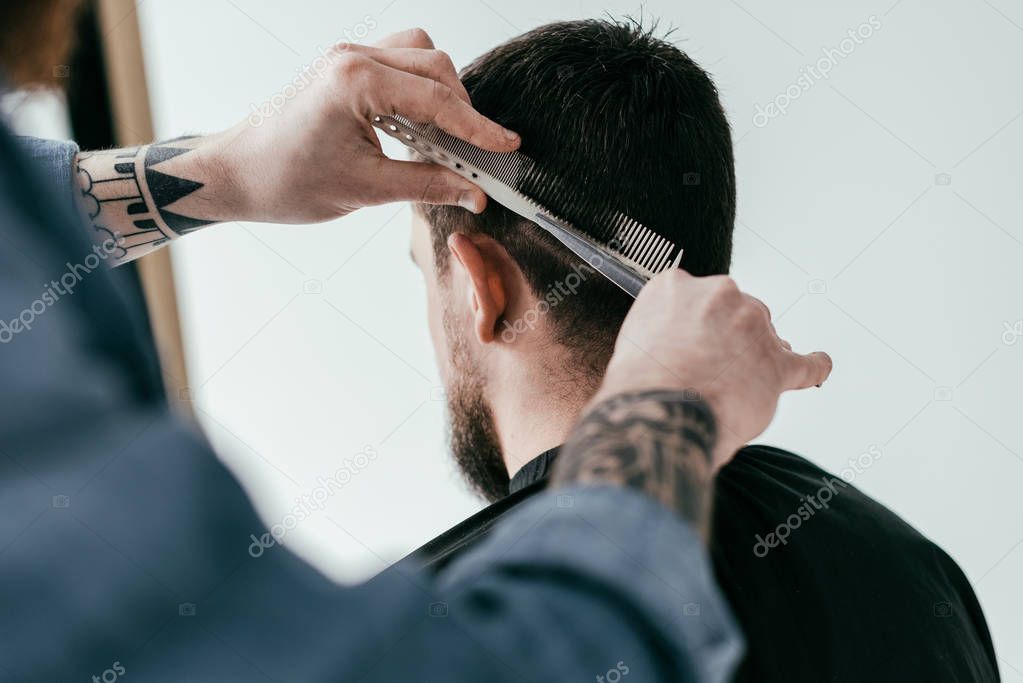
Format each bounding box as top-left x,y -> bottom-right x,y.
508,446 -> 561,494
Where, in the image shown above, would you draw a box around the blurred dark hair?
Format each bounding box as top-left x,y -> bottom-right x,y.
421,18 -> 736,378
0,0 -> 82,88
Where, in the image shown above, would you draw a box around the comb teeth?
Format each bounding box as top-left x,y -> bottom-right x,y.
377,115 -> 682,280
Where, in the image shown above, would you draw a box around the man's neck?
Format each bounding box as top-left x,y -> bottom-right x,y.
495,404 -> 573,478
487,359 -> 594,478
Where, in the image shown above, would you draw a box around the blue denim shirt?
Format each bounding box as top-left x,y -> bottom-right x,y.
1,131 -> 741,681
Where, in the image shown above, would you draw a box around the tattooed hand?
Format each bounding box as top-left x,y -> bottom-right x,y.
72,28 -> 518,264
552,390 -> 719,531
553,270 -> 831,527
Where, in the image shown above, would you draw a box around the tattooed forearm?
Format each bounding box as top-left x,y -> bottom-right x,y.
551,390 -> 718,534
74,136 -> 218,264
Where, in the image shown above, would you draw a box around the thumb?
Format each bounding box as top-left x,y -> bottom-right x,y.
781,350 -> 833,391
371,158 -> 487,212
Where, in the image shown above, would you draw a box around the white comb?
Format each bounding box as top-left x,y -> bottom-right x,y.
373,114 -> 683,298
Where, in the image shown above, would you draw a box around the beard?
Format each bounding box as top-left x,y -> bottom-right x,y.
0,0 -> 83,89
442,303 -> 510,503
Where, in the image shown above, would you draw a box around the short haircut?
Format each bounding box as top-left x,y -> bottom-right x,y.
422,18 -> 735,378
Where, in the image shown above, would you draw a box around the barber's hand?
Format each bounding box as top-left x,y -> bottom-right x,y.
593,270 -> 832,469
207,28 -> 518,223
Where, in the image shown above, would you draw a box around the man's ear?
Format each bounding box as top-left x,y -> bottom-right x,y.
447,232 -> 508,344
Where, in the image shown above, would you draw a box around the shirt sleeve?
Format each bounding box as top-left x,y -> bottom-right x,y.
432,485 -> 744,682
14,136 -> 80,217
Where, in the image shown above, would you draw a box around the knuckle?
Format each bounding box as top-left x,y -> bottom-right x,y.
708,276 -> 739,302
418,179 -> 435,203
431,80 -> 455,107
332,53 -> 369,81
431,49 -> 455,71
717,275 -> 739,292
331,39 -> 361,55
749,298 -> 770,322
406,28 -> 434,48
418,173 -> 446,204
738,301 -> 765,328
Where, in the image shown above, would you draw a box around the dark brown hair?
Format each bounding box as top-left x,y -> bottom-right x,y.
422,18 -> 736,377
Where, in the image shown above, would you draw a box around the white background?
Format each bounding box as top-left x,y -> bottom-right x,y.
122,0 -> 1022,676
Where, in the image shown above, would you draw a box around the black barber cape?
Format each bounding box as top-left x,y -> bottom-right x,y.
408,445 -> 1000,682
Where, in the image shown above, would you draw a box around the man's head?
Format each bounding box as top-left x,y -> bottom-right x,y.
410,18 -> 735,501
0,1 -> 83,88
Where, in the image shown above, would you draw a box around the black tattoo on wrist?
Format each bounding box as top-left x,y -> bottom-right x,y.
551,390 -> 718,530
75,136 -> 215,263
